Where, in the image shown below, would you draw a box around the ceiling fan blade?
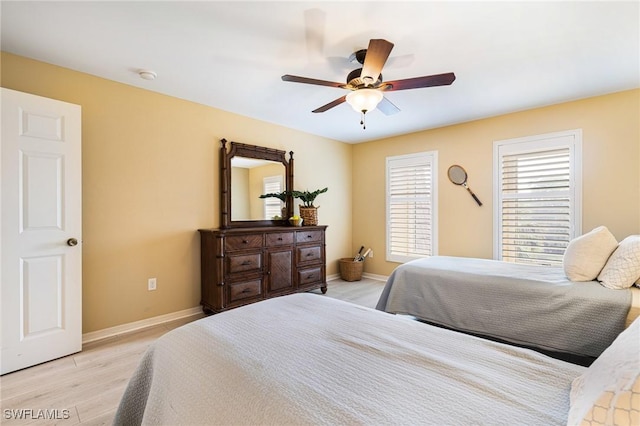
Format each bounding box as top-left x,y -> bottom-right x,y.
360,39 -> 394,84
312,95 -> 346,113
382,72 -> 456,91
377,96 -> 400,116
282,74 -> 345,88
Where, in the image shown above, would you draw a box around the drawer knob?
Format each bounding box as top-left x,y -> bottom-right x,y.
241,261 -> 251,266
241,288 -> 252,294
306,235 -> 312,239
277,237 -> 283,241
306,253 -> 313,257
242,239 -> 248,244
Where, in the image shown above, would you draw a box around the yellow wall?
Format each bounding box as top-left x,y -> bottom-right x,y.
1,52 -> 352,333
231,167 -> 250,219
353,89 -> 640,276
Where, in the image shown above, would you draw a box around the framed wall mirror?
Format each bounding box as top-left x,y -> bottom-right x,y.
220,139 -> 294,228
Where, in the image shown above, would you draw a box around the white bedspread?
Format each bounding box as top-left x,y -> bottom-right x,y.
114,293 -> 585,425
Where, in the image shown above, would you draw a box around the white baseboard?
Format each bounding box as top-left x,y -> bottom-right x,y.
328,272 -> 388,282
82,306 -> 203,345
362,272 -> 388,282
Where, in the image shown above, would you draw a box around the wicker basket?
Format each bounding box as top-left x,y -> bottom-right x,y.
299,206 -> 318,226
339,258 -> 364,281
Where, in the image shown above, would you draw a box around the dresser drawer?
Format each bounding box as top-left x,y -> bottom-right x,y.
227,252 -> 262,273
225,234 -> 263,251
297,246 -> 322,264
266,232 -> 294,246
296,230 -> 323,244
298,267 -> 323,286
228,279 -> 262,303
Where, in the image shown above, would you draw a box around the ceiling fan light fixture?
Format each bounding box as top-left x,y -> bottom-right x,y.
346,89 -> 383,113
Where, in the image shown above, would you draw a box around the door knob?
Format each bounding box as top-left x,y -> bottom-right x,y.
67,238 -> 78,247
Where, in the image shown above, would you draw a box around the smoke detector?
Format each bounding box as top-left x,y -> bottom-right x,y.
138,70 -> 157,81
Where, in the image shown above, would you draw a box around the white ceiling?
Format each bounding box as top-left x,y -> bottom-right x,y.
2,1 -> 638,144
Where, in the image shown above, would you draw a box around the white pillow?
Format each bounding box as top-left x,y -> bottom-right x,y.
597,235 -> 640,290
563,226 -> 618,282
567,317 -> 640,426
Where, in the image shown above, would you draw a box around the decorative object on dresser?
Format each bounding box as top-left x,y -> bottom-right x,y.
291,187 -> 328,226
259,191 -> 289,219
199,139 -> 327,314
289,215 -> 303,226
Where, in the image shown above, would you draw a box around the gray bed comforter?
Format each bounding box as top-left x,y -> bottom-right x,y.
115,293 -> 585,425
376,256 -> 631,358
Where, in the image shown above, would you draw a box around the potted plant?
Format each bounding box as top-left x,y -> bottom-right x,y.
291,187 -> 327,226
259,191 -> 288,202
259,191 -> 288,219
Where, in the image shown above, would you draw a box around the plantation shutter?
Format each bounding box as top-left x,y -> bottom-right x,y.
263,176 -> 283,219
495,131 -> 582,266
386,152 -> 438,263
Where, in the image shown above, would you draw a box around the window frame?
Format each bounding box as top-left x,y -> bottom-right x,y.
493,129 -> 582,265
385,151 -> 438,263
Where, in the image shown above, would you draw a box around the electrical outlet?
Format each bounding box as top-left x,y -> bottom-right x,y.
368,250 -> 373,258
148,278 -> 157,291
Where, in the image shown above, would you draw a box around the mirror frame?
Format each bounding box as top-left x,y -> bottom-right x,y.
220,138 -> 294,228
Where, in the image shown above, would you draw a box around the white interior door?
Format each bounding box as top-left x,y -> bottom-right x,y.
1,88 -> 82,375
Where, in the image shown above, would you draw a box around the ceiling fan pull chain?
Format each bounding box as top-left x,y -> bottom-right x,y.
360,111 -> 366,129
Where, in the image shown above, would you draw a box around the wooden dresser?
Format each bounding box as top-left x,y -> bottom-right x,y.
199,225 -> 327,313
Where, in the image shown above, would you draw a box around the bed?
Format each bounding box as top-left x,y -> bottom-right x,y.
376,256 -> 640,360
114,293 -> 639,425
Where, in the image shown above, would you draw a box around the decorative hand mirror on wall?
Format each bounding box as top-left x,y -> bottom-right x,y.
220,139 -> 294,228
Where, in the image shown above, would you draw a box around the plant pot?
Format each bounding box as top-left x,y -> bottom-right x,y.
299,206 -> 318,226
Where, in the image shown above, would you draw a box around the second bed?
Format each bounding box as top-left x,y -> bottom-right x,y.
376,256 -> 639,360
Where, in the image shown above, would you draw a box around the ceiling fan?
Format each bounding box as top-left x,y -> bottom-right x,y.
282,39 -> 456,128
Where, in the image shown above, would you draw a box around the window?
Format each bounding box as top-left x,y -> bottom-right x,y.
263,175 -> 283,219
494,129 -> 582,266
386,151 -> 438,263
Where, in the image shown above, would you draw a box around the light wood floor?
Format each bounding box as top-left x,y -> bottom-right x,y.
0,278 -> 386,425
